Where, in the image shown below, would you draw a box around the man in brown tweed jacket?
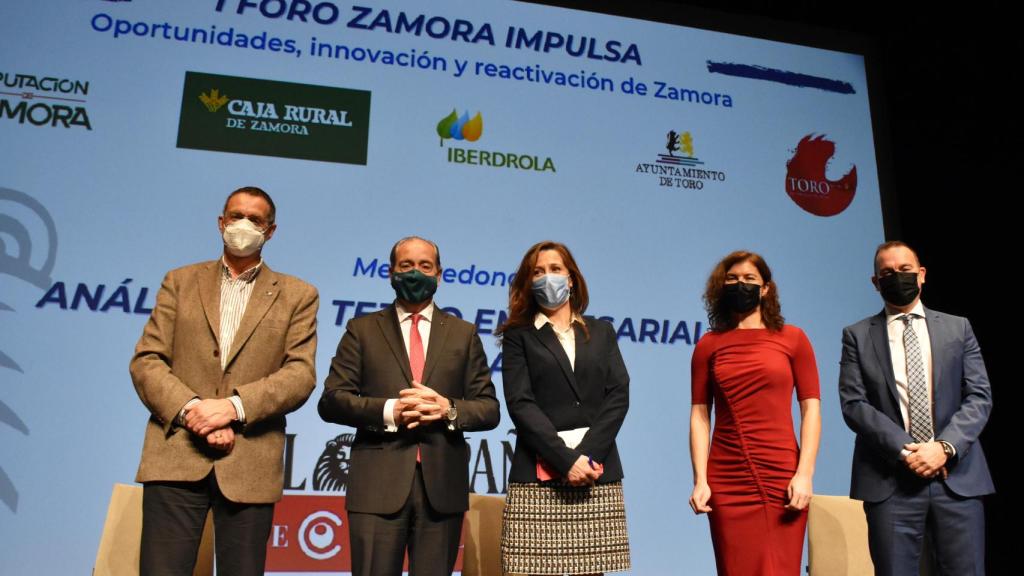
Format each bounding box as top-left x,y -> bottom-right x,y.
130,186 -> 318,575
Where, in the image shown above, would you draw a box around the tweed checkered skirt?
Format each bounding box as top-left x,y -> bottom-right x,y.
501,481 -> 631,575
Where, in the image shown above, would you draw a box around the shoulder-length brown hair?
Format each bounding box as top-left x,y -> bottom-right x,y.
703,250 -> 784,332
496,241 -> 590,340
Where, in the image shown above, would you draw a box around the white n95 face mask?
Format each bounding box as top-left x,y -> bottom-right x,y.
222,218 -> 266,257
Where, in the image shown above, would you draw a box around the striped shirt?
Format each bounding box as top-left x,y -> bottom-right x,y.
219,258 -> 262,370
176,258 -> 260,426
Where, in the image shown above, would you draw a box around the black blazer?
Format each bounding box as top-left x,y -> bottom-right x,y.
318,303 -> 500,514
502,318 -> 629,483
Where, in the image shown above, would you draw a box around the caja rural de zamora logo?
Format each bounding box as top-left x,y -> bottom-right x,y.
436,108 -> 555,173
785,133 -> 857,217
634,129 -> 726,189
177,71 -> 371,165
199,88 -> 229,112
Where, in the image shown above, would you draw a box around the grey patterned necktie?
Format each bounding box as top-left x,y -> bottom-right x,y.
901,314 -> 933,442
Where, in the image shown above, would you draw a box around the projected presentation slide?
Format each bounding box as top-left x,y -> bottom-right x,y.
1,1 -> 883,573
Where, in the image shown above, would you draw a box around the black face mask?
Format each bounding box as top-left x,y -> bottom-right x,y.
722,281 -> 762,314
390,269 -> 438,304
877,271 -> 920,307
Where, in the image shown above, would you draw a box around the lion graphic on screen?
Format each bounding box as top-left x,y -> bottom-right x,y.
312,433 -> 355,493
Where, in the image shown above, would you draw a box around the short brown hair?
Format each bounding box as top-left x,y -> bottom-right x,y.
389,236 -> 441,269
223,186 -> 276,224
873,240 -> 920,273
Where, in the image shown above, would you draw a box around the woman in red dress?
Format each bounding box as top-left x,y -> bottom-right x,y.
689,251 -> 821,575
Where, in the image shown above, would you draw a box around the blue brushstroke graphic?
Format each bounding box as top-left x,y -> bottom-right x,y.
0,350 -> 21,373
0,466 -> 17,512
707,61 -> 855,94
0,399 -> 28,435
0,187 -> 55,516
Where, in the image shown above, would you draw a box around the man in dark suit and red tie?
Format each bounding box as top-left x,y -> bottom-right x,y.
318,236 -> 500,576
839,241 -> 994,575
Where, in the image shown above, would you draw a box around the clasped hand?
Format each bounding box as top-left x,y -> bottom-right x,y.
183,398 -> 238,453
904,441 -> 948,479
395,381 -> 450,429
567,455 -> 603,486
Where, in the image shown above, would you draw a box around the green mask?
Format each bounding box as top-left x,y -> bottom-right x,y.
390,269 -> 438,304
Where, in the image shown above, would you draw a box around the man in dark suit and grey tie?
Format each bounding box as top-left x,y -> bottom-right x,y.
839,241 -> 994,575
318,236 -> 500,576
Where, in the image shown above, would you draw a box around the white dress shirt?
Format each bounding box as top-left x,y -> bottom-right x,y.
383,302 -> 434,431
534,312 -> 583,370
885,301 -> 933,439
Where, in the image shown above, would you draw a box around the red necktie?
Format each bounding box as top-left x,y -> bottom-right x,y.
409,314 -> 425,383
409,313 -> 424,463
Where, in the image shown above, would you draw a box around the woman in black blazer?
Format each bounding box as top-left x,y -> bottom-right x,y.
497,240 -> 631,576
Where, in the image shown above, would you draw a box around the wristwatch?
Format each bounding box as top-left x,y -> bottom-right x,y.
939,440 -> 956,459
445,399 -> 458,431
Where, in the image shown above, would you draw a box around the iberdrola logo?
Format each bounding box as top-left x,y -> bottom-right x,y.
437,107 -> 555,173
436,109 -> 482,146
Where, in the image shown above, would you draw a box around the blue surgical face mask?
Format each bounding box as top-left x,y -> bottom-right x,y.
532,274 -> 571,310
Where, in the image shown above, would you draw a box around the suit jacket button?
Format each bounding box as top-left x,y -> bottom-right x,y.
213,349 -> 220,357
575,401 -> 581,407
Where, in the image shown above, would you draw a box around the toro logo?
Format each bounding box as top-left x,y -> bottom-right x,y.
785,134 -> 856,217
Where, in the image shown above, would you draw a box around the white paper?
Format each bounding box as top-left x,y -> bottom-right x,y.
557,427 -> 589,449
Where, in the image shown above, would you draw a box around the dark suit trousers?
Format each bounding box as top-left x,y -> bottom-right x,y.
140,473 -> 275,576
347,465 -> 463,576
864,476 -> 985,576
